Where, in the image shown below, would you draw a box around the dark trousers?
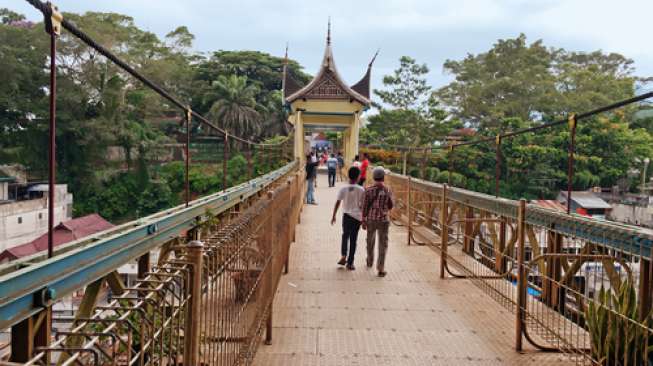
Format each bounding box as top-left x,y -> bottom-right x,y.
341,214 -> 361,266
328,168 -> 336,187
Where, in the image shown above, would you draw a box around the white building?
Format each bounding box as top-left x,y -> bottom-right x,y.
0,179 -> 73,252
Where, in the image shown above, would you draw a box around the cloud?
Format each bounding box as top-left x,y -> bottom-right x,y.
8,0 -> 653,92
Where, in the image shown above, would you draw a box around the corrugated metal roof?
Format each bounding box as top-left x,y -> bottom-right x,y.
560,191 -> 612,209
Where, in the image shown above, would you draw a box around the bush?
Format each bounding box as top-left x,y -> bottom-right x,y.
425,167 -> 440,181
436,171 -> 466,187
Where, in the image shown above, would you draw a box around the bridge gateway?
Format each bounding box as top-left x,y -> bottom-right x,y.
283,23 -> 376,164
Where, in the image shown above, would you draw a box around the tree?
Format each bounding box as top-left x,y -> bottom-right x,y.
207,75 -> 262,140
192,50 -> 310,140
435,34 -> 638,132
436,34 -> 556,130
367,56 -> 456,147
0,8 -> 26,24
193,50 -> 310,114
374,56 -> 431,110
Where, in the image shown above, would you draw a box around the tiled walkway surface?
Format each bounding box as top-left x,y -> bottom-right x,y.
253,174 -> 570,365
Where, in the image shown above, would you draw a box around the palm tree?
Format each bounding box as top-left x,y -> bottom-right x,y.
207,75 -> 262,141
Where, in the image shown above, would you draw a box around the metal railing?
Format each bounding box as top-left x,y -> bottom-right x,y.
1,1 -> 302,364
386,172 -> 653,365
2,164 -> 304,365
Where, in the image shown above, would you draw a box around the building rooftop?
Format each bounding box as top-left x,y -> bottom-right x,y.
282,22 -> 375,106
0,214 -> 114,262
558,191 -> 611,209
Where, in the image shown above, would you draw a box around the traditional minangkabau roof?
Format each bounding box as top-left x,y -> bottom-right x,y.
283,21 -> 376,107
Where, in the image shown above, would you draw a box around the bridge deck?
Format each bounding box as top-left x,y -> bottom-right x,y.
254,174 -> 569,365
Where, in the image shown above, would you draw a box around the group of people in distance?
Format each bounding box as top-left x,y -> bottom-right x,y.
305,152 -> 393,278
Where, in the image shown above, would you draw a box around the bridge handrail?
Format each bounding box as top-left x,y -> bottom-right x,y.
0,161 -> 298,330
387,171 -> 653,255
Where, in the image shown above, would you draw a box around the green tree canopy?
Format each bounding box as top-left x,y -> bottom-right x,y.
207,74 -> 261,139
366,56 -> 457,148
435,34 -> 638,132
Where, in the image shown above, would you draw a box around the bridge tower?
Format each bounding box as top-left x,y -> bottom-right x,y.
282,22 -> 376,165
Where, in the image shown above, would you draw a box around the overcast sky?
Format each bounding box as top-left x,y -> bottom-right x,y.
7,0 -> 653,93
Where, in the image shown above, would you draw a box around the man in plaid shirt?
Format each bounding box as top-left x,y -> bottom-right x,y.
362,167 -> 394,277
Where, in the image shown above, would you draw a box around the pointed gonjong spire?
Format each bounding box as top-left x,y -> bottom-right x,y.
283,19 -> 373,106
327,17 -> 331,45
281,43 -> 301,99
351,49 -> 380,100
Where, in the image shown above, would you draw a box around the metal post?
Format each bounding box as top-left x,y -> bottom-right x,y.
566,114 -> 577,214
496,219 -> 506,273
448,146 -> 454,186
407,176 -> 412,245
515,199 -> 526,351
401,151 -> 407,176
10,307 -> 51,363
495,135 -> 501,197
463,206 -> 474,254
420,147 -> 428,179
137,252 -> 150,279
439,185 -> 448,279
638,247 -> 653,321
223,132 -> 229,191
265,146 -> 270,172
265,304 -> 273,345
641,158 -> 650,193
184,240 -> 203,366
185,108 -> 191,207
547,230 -> 563,309
247,144 -> 253,180
47,13 -> 59,259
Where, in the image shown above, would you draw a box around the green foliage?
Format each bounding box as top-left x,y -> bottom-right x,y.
436,34 -> 637,131
585,280 -> 653,365
374,56 -> 431,110
207,75 -> 261,139
366,35 -> 653,200
368,56 -> 458,148
1,11 -> 298,224
435,171 -> 466,187
0,8 -> 26,24
192,50 -> 310,138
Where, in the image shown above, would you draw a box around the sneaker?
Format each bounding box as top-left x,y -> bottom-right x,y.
337,257 -> 346,266
378,271 -> 387,277
346,264 -> 356,271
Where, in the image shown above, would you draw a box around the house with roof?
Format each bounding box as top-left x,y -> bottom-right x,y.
0,213 -> 113,263
557,191 -> 612,218
0,166 -> 73,251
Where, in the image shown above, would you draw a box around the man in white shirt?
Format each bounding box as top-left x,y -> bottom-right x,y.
330,166 -> 365,270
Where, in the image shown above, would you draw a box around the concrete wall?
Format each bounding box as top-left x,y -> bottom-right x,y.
608,203 -> 653,227
0,185 -> 73,251
0,182 -> 8,201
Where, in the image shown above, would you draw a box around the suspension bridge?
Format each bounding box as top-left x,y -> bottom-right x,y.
1,1 -> 653,365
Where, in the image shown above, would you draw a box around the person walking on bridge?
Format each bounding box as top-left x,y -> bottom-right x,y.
358,153 -> 370,186
331,166 -> 364,270
362,167 -> 393,277
305,154 -> 319,205
327,153 -> 338,187
336,151 -> 345,182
